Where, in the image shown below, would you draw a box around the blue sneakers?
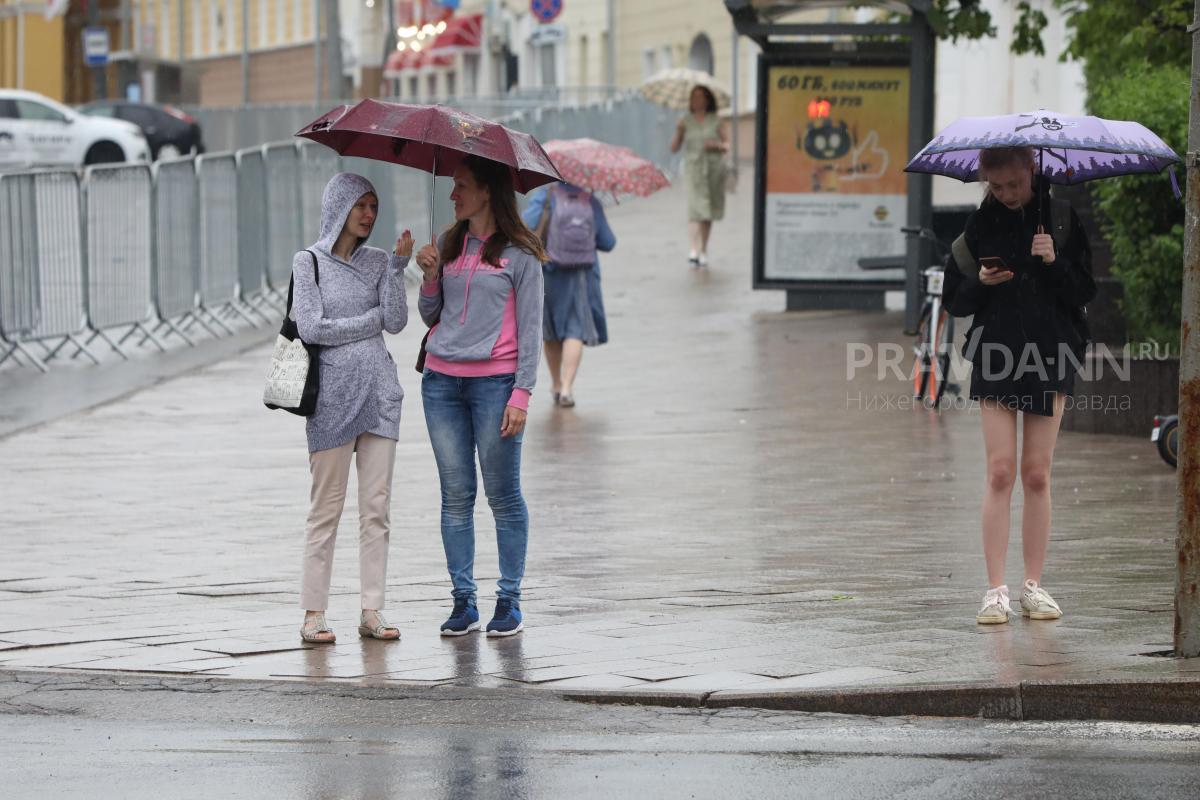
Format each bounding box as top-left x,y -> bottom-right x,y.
486,599 -> 523,637
440,599 -> 480,636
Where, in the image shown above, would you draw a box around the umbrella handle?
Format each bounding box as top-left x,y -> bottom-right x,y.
429,147 -> 438,245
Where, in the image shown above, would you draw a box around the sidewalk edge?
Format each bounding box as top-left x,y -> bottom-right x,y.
561,677 -> 1200,723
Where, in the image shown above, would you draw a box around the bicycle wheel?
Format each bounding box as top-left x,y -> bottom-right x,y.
933,311 -> 955,408
912,303 -> 933,400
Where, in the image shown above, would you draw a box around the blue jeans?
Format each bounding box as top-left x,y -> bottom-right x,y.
422,370 -> 528,605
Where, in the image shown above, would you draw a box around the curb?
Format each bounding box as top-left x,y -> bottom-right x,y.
562,677 -> 1200,723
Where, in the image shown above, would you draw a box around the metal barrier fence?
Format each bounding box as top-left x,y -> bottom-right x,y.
186,88 -> 628,154
152,157 -> 200,344
196,153 -> 241,334
235,147 -> 273,323
31,170 -> 91,362
0,97 -> 677,371
298,143 -> 343,246
83,163 -> 162,358
263,142 -> 303,293
0,172 -> 43,370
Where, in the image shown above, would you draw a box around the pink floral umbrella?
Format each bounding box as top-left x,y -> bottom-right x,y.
542,138 -> 670,200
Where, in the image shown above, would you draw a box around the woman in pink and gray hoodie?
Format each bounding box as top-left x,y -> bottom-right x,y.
414,154 -> 545,637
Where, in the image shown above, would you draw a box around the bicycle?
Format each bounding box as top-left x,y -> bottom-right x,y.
857,227 -> 961,409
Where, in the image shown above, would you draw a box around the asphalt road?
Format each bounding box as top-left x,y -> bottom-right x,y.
2,671 -> 1198,799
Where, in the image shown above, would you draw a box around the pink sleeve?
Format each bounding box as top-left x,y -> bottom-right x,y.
420,281 -> 440,296
507,388 -> 530,411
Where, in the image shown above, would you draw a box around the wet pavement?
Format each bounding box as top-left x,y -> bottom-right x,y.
2,671 -> 1199,800
0,172 -> 1195,701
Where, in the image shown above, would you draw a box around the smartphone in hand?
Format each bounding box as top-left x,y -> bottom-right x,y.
979,256 -> 1013,274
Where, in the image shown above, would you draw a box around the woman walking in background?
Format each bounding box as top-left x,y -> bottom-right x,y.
522,181 -> 616,408
413,155 -> 545,638
291,172 -> 411,644
669,85 -> 729,268
942,146 -> 1096,626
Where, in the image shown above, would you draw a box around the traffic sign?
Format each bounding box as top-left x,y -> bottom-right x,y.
82,27 -> 109,67
530,0 -> 562,24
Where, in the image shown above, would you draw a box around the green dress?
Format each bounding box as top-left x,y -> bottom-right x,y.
682,114 -> 726,222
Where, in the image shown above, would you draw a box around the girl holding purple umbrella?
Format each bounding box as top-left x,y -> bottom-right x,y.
942,145 -> 1096,626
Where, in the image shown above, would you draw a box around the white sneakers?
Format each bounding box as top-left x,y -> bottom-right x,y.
976,580 -> 1063,624
1019,579 -> 1063,620
976,585 -> 1012,624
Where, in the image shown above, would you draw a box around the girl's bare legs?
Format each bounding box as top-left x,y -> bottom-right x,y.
1019,393 -> 1065,584
981,399 -> 1019,588
698,220 -> 713,256
544,340 -> 563,395
559,338 -> 584,398
688,222 -> 702,258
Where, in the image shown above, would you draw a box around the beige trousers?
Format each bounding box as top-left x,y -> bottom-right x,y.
300,432 -> 397,611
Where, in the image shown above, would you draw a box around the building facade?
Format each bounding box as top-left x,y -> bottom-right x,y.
0,2 -> 68,102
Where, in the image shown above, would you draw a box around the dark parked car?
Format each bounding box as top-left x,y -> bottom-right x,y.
77,101 -> 204,161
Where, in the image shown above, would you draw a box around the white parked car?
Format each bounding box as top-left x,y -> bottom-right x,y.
0,89 -> 150,170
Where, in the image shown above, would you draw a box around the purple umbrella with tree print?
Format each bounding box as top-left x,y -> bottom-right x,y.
905,110 -> 1181,225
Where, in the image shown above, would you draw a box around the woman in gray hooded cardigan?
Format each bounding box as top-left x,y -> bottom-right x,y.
291,172 -> 412,644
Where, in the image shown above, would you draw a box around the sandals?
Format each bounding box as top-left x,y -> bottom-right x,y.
300,612 -> 336,644
358,610 -> 401,640
557,393 -> 575,408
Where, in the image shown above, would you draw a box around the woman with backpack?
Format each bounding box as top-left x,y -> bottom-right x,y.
942,145 -> 1096,626
522,182 -> 617,408
669,85 -> 729,268
413,155 -> 545,637
289,172 -> 412,644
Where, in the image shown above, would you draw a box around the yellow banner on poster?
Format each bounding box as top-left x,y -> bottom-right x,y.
766,65 -> 909,195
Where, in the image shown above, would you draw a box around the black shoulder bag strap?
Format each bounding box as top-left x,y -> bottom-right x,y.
285,251 -> 320,322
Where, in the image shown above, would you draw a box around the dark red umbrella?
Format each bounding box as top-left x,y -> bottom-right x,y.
296,101 -> 562,236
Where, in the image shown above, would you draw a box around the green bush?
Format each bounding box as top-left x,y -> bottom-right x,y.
1086,63 -> 1188,348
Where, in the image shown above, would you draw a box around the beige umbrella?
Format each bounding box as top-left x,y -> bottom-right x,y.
639,67 -> 731,110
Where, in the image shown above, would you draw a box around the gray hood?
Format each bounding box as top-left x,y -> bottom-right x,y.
313,172 -> 377,260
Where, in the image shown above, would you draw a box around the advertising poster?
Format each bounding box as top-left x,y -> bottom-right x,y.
762,65 -> 909,281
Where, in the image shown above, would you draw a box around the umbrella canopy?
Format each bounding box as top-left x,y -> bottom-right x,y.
296,99 -> 561,193
904,110 -> 1180,185
639,68 -> 731,110
542,138 -> 670,198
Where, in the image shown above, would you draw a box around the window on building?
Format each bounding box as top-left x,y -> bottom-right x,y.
277,0 -> 287,45
642,48 -> 657,80
579,35 -> 588,89
660,46 -> 673,70
463,53 -> 479,96
427,73 -> 438,99
294,0 -> 305,41
600,32 -> 611,85
160,0 -> 171,57
688,33 -> 714,75
192,0 -> 203,56
539,44 -> 557,88
209,0 -> 221,53
258,0 -> 270,47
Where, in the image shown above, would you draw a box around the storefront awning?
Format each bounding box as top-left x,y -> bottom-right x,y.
429,12 -> 482,53
384,12 -> 479,76
384,48 -> 454,77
